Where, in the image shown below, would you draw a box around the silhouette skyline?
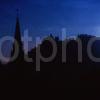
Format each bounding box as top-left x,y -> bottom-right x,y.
0,16 -> 100,88
1,0 -> 100,88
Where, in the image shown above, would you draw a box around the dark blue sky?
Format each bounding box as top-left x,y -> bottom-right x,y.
1,0 -> 100,38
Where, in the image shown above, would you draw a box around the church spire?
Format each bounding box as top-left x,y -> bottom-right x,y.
14,10 -> 22,46
11,10 -> 24,61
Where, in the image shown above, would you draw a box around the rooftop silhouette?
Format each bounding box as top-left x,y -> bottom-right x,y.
0,16 -> 100,88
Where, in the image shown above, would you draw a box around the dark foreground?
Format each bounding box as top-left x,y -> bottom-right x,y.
0,62 -> 100,88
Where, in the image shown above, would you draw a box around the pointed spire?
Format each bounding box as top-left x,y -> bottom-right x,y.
11,9 -> 24,60
14,9 -> 22,48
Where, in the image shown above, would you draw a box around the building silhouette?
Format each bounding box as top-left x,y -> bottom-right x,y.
0,14 -> 100,87
11,14 -> 24,63
9,13 -> 25,79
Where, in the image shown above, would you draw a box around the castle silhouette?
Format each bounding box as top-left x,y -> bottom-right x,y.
0,14 -> 100,87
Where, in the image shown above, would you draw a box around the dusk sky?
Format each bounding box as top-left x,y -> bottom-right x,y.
1,0 -> 100,39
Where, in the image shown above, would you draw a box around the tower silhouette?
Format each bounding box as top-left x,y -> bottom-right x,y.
11,11 -> 24,63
